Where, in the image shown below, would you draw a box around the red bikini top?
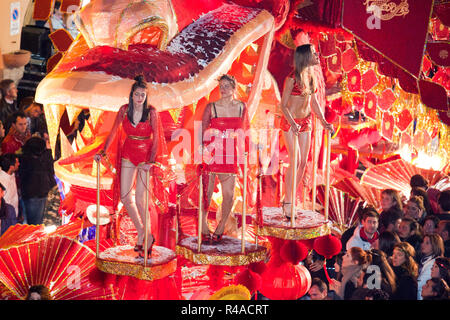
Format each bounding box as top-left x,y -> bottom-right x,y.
289,72 -> 317,96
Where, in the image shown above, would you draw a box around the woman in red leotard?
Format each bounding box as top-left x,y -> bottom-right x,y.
200,74 -> 249,244
280,44 -> 333,219
95,75 -> 160,258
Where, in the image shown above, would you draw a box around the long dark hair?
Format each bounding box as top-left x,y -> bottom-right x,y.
127,75 -> 150,125
293,44 -> 315,90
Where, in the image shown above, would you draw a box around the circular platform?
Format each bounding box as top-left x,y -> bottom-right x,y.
256,207 -> 331,240
96,245 -> 177,281
176,235 -> 267,266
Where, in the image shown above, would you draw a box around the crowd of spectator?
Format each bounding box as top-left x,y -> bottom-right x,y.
301,174 -> 450,300
0,79 -> 55,235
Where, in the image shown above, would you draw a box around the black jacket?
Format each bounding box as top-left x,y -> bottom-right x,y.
391,266 -> 418,300
19,149 -> 56,199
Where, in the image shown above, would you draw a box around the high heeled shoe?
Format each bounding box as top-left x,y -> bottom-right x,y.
211,233 -> 223,244
138,235 -> 155,259
134,244 -> 143,252
201,232 -> 212,244
282,201 -> 291,221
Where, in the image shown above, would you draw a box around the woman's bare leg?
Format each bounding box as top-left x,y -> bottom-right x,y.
201,173 -> 216,234
295,131 -> 311,205
283,130 -> 300,215
135,165 -> 154,250
213,173 -> 236,236
120,160 -> 144,245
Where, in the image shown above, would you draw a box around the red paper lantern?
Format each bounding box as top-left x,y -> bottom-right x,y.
378,89 -> 396,111
327,49 -> 342,74
364,91 -> 377,120
361,69 -> 378,92
260,263 -> 311,300
280,241 -> 308,265
381,112 -> 395,141
319,36 -> 337,57
347,69 -> 361,92
235,269 -> 262,294
342,48 -> 358,73
313,235 -> 342,259
396,109 -> 413,132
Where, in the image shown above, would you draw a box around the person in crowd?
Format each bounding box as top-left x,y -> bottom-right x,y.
436,190 -> 450,220
279,44 -> 332,216
350,288 -> 390,300
380,189 -> 403,214
404,195 -> 427,224
0,182 -> 17,235
0,120 -> 5,148
437,220 -> 450,258
431,257 -> 450,285
363,249 -> 397,298
417,234 -> 445,299
329,247 -> 371,300
410,174 -> 428,191
1,112 -> 31,154
0,154 -> 19,218
378,207 -> 402,234
305,278 -> 329,300
0,79 -> 19,134
421,278 -> 450,300
411,187 -> 434,217
397,217 -> 423,255
18,137 -> 56,225
346,207 -> 379,251
390,242 -> 418,300
374,231 -> 400,258
422,215 -> 440,235
304,250 -> 329,285
199,74 -> 249,243
24,101 -> 48,138
25,285 -> 52,300
340,204 -> 367,250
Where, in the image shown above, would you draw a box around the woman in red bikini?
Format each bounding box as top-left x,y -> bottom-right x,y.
200,74 -> 249,244
95,75 -> 160,258
280,44 -> 332,218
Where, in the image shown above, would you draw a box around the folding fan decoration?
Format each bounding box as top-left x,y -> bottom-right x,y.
0,235 -> 115,300
332,176 -> 381,209
432,176 -> 450,192
360,158 -> 448,197
0,219 -> 85,249
316,185 -> 363,235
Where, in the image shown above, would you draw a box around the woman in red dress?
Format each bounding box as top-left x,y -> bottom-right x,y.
280,44 -> 332,218
95,75 -> 159,258
200,74 -> 249,244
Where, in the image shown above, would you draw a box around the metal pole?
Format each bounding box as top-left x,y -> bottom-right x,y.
311,117 -> 317,212
197,174 -> 203,252
144,170 -> 150,267
241,152 -> 248,254
96,160 -> 100,258
325,131 -> 331,222
291,134 -> 299,227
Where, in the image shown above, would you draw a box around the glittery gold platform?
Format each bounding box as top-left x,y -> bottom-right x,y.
96,245 -> 177,281
256,207 -> 331,240
176,236 -> 267,266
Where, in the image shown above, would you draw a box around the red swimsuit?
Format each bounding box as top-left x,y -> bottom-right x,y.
121,110 -> 153,166
280,73 -> 316,132
204,103 -> 246,174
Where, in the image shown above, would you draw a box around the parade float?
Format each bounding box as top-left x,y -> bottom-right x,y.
0,0 -> 448,300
